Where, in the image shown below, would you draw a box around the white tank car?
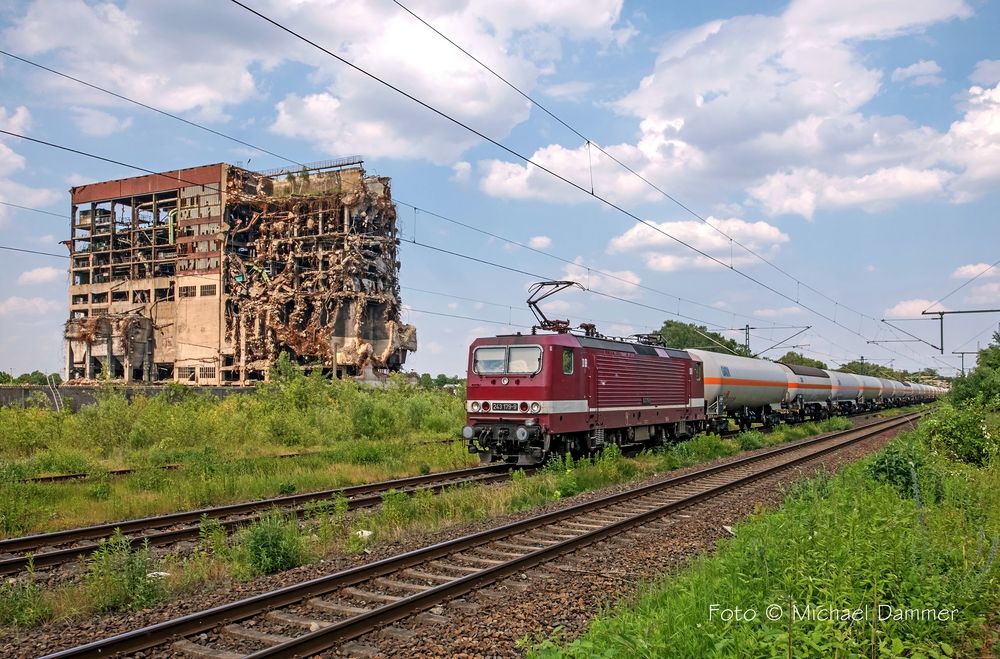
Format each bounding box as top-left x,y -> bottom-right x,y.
858,375 -> 882,403
689,349 -> 789,410
878,378 -> 895,402
826,371 -> 861,405
779,363 -> 832,404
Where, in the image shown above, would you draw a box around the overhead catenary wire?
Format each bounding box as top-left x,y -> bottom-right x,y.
1,10 -> 926,367
227,0 -> 939,371
0,244 -> 67,258
389,0 -> 884,329
922,258 -> 1000,313
0,200 -> 65,218
0,49 -> 303,168
0,192 -> 905,366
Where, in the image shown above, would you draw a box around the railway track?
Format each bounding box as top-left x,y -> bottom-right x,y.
17,442 -> 460,485
0,464 -> 515,576
42,411 -> 923,659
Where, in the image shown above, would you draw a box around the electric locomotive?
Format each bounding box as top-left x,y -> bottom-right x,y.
463,281 -> 946,465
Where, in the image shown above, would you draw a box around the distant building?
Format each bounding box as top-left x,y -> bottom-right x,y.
64,159 -> 417,385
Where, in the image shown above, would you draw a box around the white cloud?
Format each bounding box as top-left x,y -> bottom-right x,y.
450,161 -> 471,183
0,105 -> 32,134
539,299 -> 574,315
72,107 -> 133,137
951,262 -> 999,279
543,81 -> 595,100
266,0 -> 628,163
480,119 -> 705,203
0,296 -> 61,316
966,282 -> 1000,304
17,266 -> 64,285
476,0 -> 989,218
528,235 -> 552,249
884,298 -> 946,317
0,106 -> 62,228
607,216 -> 789,271
866,264 -> 877,272
561,256 -> 641,298
753,306 -> 803,318
748,166 -> 952,218
891,60 -> 943,86
5,0 -> 627,161
970,60 -> 1000,86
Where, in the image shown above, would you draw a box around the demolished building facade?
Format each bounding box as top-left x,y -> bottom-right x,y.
64,158 -> 417,385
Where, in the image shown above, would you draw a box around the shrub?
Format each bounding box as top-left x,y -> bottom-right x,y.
0,569 -> 51,627
922,402 -> 999,466
736,430 -> 766,451
237,513 -> 305,576
85,530 -> 164,612
865,438 -> 943,503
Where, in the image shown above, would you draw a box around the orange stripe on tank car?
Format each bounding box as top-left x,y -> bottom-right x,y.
788,382 -> 832,390
703,377 -> 786,387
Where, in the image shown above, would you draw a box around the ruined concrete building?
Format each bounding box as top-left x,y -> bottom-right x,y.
64,158 -> 417,385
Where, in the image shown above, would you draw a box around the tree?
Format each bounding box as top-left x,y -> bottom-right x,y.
0,371 -> 12,384
418,373 -> 434,389
656,320 -> 749,356
434,373 -> 450,387
776,351 -> 827,369
950,331 -> 1000,404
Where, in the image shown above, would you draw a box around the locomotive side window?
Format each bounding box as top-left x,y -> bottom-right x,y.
473,346 -> 506,374
562,348 -> 574,375
693,363 -> 702,381
507,346 -> 542,374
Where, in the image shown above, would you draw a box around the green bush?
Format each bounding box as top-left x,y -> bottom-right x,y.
236,513 -> 305,576
0,572 -> 51,627
921,402 -> 999,466
85,530 -> 165,612
735,430 -> 766,450
866,438 -> 943,503
532,436 -> 1000,659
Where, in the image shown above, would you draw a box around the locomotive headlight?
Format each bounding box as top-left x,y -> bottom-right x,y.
471,401 -> 481,413
530,402 -> 541,413
515,426 -> 529,442
462,425 -> 475,440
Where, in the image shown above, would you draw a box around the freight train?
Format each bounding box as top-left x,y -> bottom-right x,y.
462,282 -> 946,465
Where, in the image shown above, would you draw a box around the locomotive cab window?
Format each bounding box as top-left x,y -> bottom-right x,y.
693,363 -> 702,381
473,346 -> 506,374
562,348 -> 574,375
507,346 -> 542,374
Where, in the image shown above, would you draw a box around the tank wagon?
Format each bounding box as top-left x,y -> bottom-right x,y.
463,282 -> 947,465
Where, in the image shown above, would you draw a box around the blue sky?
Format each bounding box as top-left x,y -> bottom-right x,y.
0,0 -> 998,378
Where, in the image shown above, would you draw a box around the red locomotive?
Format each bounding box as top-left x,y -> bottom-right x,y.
462,282 -> 707,464
462,281 -> 945,465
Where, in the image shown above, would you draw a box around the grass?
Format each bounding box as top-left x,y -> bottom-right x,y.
0,373 -> 472,535
528,404 -> 999,659
0,401 -> 893,630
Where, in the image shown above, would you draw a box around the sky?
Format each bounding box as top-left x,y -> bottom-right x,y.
0,0 -> 998,379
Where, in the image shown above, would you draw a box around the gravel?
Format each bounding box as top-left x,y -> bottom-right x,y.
4,417 -> 912,658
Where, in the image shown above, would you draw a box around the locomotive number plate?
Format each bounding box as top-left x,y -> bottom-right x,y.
491,402 -> 518,411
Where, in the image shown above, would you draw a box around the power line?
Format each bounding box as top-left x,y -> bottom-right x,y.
229,0 -> 935,370
0,194 -> 907,366
0,200 -> 65,218
390,0 -> 883,329
396,199 -> 768,326
922,258 -> 1000,313
0,49 -> 303,167
0,244 -> 67,258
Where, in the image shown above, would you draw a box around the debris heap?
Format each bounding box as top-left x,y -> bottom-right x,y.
64,159 -> 416,384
